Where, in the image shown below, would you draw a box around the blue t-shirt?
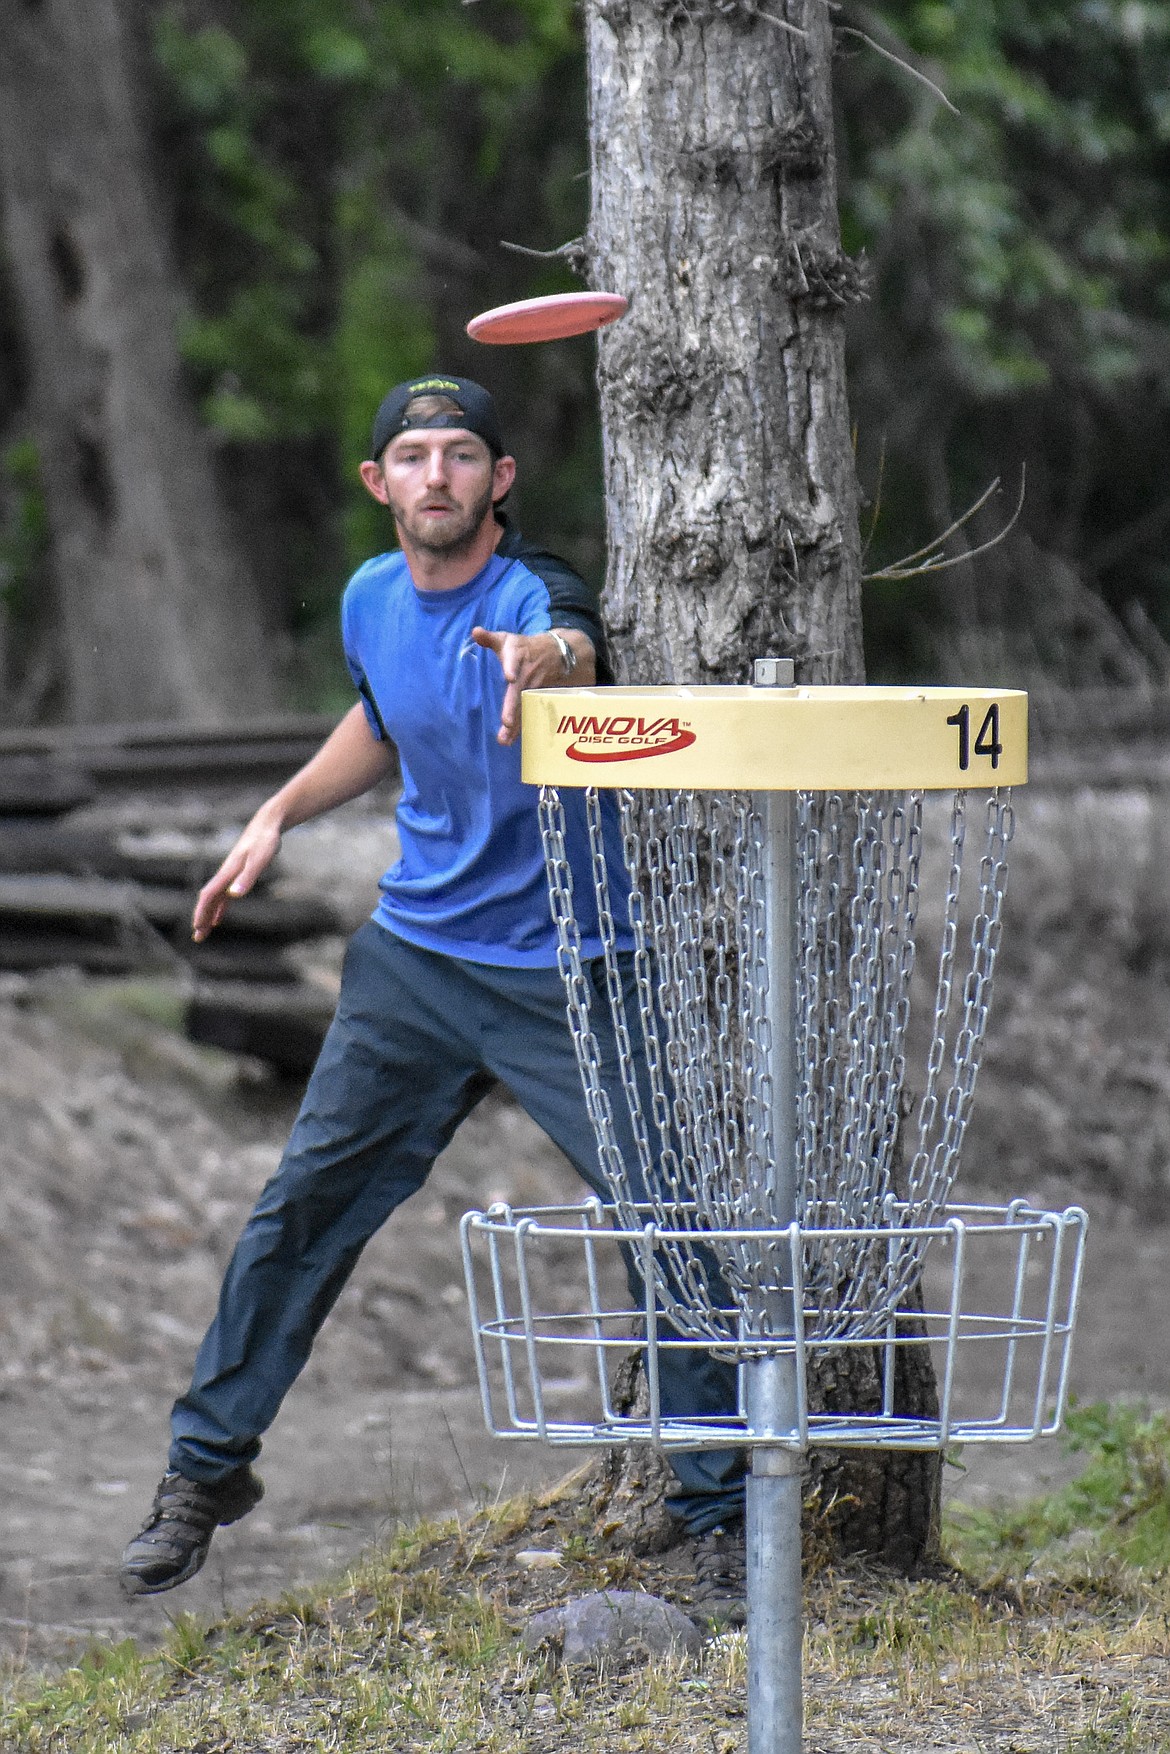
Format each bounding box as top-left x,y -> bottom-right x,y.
341,535 -> 631,967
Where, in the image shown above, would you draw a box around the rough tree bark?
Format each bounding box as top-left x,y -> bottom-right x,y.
582,0 -> 940,1569
585,0 -> 864,686
0,0 -> 274,724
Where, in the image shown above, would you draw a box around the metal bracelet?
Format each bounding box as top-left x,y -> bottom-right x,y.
549,630 -> 577,675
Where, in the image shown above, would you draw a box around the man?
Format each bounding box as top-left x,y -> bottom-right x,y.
119,374 -> 745,1608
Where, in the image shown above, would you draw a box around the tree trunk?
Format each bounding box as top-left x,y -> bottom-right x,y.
0,0 -> 274,725
803,1089 -> 941,1570
585,0 -> 864,687
584,0 -> 940,1569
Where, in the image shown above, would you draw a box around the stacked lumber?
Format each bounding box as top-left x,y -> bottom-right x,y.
185,981 -> 338,1077
0,715 -> 376,1074
0,755 -> 96,815
0,712 -> 346,795
0,867 -> 342,983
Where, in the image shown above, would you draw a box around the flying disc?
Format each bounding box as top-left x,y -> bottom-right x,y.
466,290 -> 628,345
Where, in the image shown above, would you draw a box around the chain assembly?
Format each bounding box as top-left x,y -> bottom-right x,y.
539,782 -> 1016,1345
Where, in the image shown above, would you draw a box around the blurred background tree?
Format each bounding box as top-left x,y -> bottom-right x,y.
0,0 -> 277,724
1,0 -> 1168,722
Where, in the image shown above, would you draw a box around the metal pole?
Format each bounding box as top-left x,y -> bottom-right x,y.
748,656 -> 803,1754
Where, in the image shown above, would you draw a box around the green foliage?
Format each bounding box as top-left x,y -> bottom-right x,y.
133,0 -> 1170,696
0,438 -> 52,709
333,203 -> 436,567
1059,1401 -> 1170,1565
153,3 -> 582,465
179,287 -> 328,442
946,1401 -> 1170,1579
154,16 -> 248,115
154,5 -> 339,443
0,1638 -> 148,1752
840,0 -> 1170,670
148,0 -> 590,702
3,1484 -> 1165,1752
845,2 -> 1170,393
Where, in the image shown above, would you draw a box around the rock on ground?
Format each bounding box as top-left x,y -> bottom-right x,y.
523,1589 -> 702,1667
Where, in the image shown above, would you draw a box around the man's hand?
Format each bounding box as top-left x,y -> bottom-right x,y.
471,626 -> 593,745
190,702 -> 394,941
192,807 -> 283,941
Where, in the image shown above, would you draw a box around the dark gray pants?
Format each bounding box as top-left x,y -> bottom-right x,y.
170,920 -> 745,1534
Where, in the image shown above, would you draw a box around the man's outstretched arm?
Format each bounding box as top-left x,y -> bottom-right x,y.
192,702 -> 394,940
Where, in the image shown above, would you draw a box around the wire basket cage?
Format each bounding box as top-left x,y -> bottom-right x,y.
461,1196 -> 1087,1452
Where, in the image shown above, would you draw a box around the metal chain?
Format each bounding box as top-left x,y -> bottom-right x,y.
541,780 -> 1014,1344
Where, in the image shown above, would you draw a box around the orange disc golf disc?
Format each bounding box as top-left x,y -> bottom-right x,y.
466,291 -> 628,345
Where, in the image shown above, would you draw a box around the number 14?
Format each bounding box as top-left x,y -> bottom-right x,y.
946,703 -> 1002,770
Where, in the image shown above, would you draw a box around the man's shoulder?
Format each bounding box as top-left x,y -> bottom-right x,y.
343,549 -> 409,611
493,518 -> 612,682
495,520 -> 587,592
347,548 -> 408,588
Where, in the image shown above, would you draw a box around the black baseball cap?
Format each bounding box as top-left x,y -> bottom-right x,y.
369,375 -> 505,461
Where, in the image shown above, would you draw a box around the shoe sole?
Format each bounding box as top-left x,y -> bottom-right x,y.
119,1540 -> 212,1598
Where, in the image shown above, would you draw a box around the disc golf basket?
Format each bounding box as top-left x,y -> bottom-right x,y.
460,662 -> 1087,1754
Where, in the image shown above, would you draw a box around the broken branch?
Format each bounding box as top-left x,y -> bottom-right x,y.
864,469 -> 1027,582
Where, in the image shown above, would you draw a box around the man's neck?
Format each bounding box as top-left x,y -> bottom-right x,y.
398,514 -> 504,593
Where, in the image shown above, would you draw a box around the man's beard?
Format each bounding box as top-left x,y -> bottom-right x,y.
393,478 -> 496,557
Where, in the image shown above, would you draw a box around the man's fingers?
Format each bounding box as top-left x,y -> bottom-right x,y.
192,850 -> 252,940
192,885 -> 230,941
472,627 -> 556,743
473,625 -> 525,686
192,898 -> 226,943
226,848 -> 267,898
497,680 -> 522,745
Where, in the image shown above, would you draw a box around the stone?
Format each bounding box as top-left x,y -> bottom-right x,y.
522,1589 -> 702,1669
514,1548 -> 564,1569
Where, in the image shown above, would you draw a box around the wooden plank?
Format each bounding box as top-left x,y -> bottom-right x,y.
0,874 -> 144,919
0,712 -> 341,756
1028,756 -> 1170,790
0,874 -> 339,983
0,875 -> 342,939
185,981 -> 335,1075
78,739 -> 342,784
0,931 -> 141,974
0,822 -> 225,883
181,941 -> 301,984
0,758 -> 96,816
0,713 -> 403,795
0,926 -> 301,985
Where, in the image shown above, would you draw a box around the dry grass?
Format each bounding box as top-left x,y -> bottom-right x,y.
2,1409 -> 1168,1754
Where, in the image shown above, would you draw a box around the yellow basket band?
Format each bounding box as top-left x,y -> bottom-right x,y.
520,685 -> 1027,790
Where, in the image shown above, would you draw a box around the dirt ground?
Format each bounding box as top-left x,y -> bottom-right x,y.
1,794 -> 1168,1678
0,966 -> 597,1672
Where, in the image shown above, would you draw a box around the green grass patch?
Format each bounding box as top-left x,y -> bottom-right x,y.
40,976 -> 190,1039
946,1400 -> 1170,1583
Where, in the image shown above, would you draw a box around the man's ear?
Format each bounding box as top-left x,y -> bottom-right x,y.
491,454 -> 517,503
359,460 -> 391,504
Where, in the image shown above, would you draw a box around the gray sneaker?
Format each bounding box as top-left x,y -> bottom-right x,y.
119,1466 -> 264,1597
